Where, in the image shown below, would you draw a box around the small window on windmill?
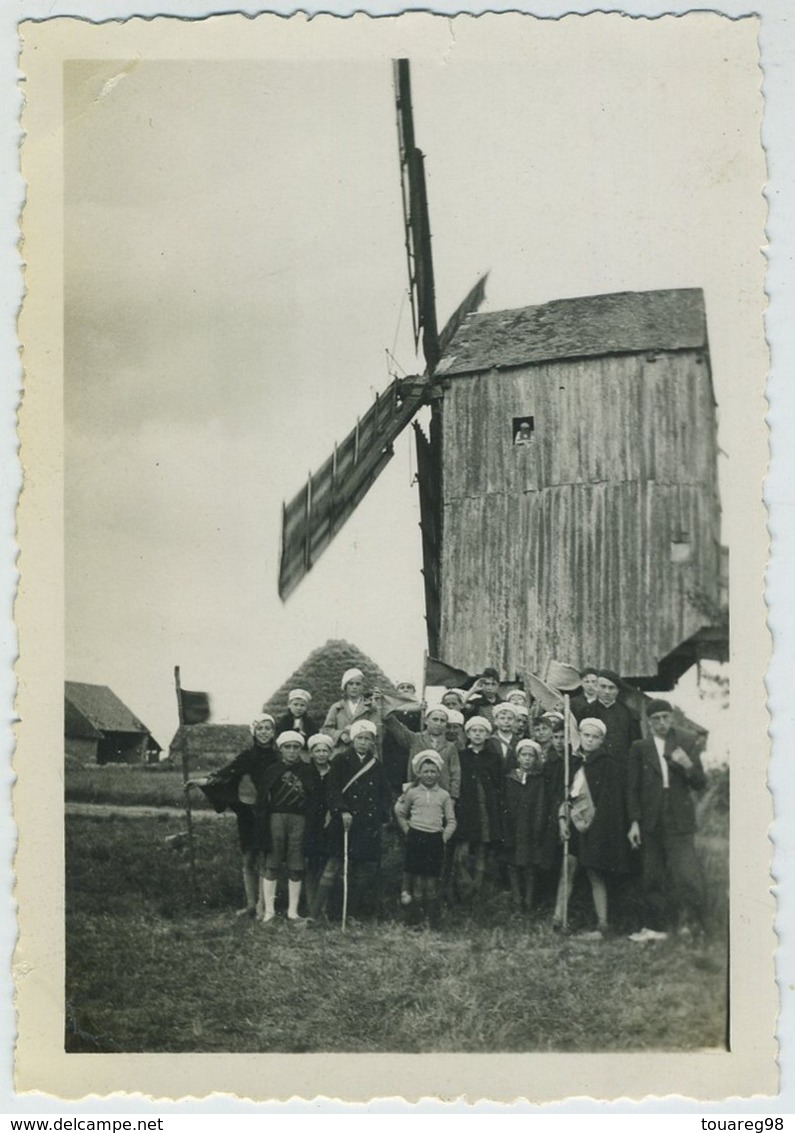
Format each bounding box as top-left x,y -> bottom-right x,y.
513,416 -> 534,447
671,530 -> 692,563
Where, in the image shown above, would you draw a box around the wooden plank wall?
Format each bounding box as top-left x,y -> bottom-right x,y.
438,350 -> 720,680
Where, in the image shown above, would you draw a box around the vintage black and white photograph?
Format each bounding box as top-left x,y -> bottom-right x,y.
15,9 -> 773,1100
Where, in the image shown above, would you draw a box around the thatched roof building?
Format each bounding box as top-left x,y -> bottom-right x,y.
261,638 -> 400,724
167,641 -> 399,772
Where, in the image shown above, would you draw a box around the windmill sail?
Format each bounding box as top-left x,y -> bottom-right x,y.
394,58 -> 440,376
278,60 -> 488,609
278,375 -> 427,600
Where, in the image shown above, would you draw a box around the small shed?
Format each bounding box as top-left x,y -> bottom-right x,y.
65,681 -> 161,764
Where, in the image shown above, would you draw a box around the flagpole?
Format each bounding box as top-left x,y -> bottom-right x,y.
562,692 -> 571,932
175,665 -> 198,905
342,826 -> 350,933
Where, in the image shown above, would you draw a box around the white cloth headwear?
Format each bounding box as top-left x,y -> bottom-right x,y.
506,689 -> 528,705
251,713 -> 275,735
349,719 -> 377,739
443,689 -> 467,705
446,709 -> 465,726
516,738 -> 542,756
341,667 -> 364,691
541,711 -> 565,723
411,749 -> 444,775
424,704 -> 449,720
464,715 -> 493,735
514,705 -> 530,717
579,717 -> 607,737
288,688 -> 312,703
307,733 -> 333,753
493,701 -> 517,718
276,729 -> 306,748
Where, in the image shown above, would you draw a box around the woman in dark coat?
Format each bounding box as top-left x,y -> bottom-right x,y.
454,716 -> 503,899
563,716 -> 631,938
186,713 -> 279,918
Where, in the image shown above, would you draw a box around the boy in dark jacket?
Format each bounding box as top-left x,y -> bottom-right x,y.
185,713 -> 279,918
313,719 -> 391,921
259,730 -> 318,926
274,688 -> 319,758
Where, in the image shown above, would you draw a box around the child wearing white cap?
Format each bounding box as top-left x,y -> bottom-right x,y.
321,668 -> 382,759
501,739 -> 548,914
303,733 -> 334,916
555,717 -> 630,939
394,751 -> 457,926
444,709 -> 467,752
453,716 -> 503,900
274,688 -> 319,758
258,731 -> 319,927
313,718 -> 390,921
185,713 -> 279,919
384,703 -> 461,799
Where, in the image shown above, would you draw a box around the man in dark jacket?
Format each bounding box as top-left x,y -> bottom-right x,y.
593,669 -> 641,769
570,666 -> 600,723
627,699 -> 707,941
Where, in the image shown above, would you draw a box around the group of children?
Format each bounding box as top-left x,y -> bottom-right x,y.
187,664 -> 703,939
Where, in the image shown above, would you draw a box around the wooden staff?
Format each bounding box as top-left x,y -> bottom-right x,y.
562,692 -> 571,931
175,665 -> 198,904
342,825 -> 350,933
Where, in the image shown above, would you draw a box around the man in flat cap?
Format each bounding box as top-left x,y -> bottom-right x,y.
626,699 -> 707,942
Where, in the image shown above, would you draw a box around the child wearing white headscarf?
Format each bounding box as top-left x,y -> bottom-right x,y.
384,702 -> 461,798
185,713 -> 279,919
501,739 -> 548,914
394,750 -> 457,926
322,667 -> 382,759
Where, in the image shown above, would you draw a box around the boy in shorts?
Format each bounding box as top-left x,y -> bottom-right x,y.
259,730 -> 317,926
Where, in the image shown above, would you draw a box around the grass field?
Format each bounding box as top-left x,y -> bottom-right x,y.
65,776 -> 729,1054
65,762 -> 215,810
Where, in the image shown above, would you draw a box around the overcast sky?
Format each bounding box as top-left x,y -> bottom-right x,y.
64,16 -> 763,753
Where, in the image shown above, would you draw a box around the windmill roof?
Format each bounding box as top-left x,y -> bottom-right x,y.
64,681 -> 152,737
262,639 -> 400,724
436,288 -> 707,377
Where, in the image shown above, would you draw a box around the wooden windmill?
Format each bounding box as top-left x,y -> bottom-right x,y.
278,60 -> 727,692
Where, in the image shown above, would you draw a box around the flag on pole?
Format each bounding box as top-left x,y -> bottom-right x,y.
424,655 -> 477,690
380,691 -> 424,718
525,672 -> 565,714
528,671 -> 581,750
545,660 -> 583,692
178,688 -> 211,725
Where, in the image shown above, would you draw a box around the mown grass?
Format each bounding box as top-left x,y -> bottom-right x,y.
65,800 -> 729,1054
